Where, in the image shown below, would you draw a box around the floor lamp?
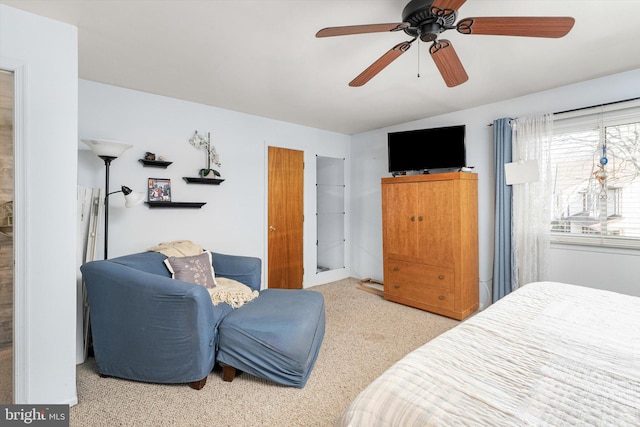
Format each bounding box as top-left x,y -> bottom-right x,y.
83,139 -> 144,259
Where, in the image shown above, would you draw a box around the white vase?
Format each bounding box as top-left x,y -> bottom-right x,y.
200,170 -> 219,179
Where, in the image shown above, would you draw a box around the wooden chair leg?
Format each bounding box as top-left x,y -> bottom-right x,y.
100,372 -> 207,390
222,365 -> 236,382
189,377 -> 207,390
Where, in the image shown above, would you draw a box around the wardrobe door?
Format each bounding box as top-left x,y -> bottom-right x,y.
382,182 -> 417,260
416,179 -> 455,267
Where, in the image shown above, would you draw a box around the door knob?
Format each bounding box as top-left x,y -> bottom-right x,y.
269,225 -> 276,232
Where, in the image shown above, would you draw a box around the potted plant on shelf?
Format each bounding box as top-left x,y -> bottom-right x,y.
188,131 -> 221,178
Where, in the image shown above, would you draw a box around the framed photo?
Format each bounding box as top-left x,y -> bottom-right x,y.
148,178 -> 172,202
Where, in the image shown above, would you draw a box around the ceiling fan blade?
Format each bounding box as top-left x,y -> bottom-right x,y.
431,0 -> 467,11
429,40 -> 468,87
457,17 -> 575,38
349,41 -> 412,87
316,23 -> 408,38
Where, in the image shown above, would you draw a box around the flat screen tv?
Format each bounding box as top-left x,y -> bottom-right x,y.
388,125 -> 466,173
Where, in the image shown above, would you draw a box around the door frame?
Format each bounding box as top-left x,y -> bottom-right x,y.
262,142 -> 352,289
1,58 -> 27,403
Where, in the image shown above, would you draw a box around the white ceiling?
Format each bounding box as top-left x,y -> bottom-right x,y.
3,0 -> 640,135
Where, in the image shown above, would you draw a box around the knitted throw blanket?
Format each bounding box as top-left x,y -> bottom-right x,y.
208,277 -> 259,309
147,240 -> 203,257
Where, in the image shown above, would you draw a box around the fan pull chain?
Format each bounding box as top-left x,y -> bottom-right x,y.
417,43 -> 421,78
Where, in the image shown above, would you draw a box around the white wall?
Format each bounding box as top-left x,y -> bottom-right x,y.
0,5 -> 78,404
548,244 -> 640,296
78,80 -> 351,289
351,69 -> 640,307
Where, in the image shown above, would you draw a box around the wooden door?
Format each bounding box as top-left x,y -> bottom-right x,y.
382,182 -> 417,259
268,146 -> 304,289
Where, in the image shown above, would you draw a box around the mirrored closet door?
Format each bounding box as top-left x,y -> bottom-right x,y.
316,156 -> 345,273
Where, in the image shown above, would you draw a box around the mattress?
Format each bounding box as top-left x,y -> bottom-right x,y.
337,282 -> 640,426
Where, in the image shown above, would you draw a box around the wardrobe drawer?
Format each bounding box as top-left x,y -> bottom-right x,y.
384,261 -> 455,310
385,281 -> 455,311
385,260 -> 454,290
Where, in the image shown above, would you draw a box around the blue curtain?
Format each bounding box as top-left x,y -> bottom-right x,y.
492,118 -> 513,302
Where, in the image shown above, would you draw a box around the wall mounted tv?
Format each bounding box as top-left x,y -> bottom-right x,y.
388,125 -> 466,173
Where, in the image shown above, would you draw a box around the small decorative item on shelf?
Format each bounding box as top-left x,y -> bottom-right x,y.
188,131 -> 221,178
148,178 -> 172,202
139,153 -> 172,168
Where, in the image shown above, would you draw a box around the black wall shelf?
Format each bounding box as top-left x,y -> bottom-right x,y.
183,177 -> 225,185
139,159 -> 173,168
145,201 -> 206,209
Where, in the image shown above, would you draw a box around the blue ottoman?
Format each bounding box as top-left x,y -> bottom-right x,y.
216,289 -> 325,388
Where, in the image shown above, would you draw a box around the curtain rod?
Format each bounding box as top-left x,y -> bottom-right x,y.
487,96 -> 640,126
554,96 -> 640,115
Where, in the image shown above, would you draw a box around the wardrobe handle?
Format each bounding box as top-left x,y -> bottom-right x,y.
393,266 -> 400,271
438,295 -> 445,300
418,216 -> 423,221
438,274 -> 445,280
410,216 -> 415,222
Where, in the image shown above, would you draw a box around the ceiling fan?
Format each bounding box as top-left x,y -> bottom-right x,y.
316,0 -> 575,87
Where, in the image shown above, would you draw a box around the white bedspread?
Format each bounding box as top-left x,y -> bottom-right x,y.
337,282 -> 640,426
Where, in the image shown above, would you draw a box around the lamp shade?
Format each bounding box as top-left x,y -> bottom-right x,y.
83,139 -> 133,158
504,160 -> 539,185
121,186 -> 145,208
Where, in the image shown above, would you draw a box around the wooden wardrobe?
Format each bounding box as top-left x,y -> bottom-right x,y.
381,172 -> 478,320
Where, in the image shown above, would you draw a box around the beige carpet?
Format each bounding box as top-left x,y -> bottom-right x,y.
71,278 -> 458,426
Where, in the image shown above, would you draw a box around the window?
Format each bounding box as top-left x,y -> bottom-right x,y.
550,99 -> 640,248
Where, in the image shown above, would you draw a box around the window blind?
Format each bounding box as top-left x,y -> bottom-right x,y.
550,99 -> 640,248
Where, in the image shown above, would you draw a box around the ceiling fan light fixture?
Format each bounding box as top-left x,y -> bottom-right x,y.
418,22 -> 444,42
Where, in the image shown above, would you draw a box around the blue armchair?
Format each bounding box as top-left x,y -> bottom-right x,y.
80,251 -> 261,390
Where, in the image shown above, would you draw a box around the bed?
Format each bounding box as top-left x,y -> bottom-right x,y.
337,282 -> 640,426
